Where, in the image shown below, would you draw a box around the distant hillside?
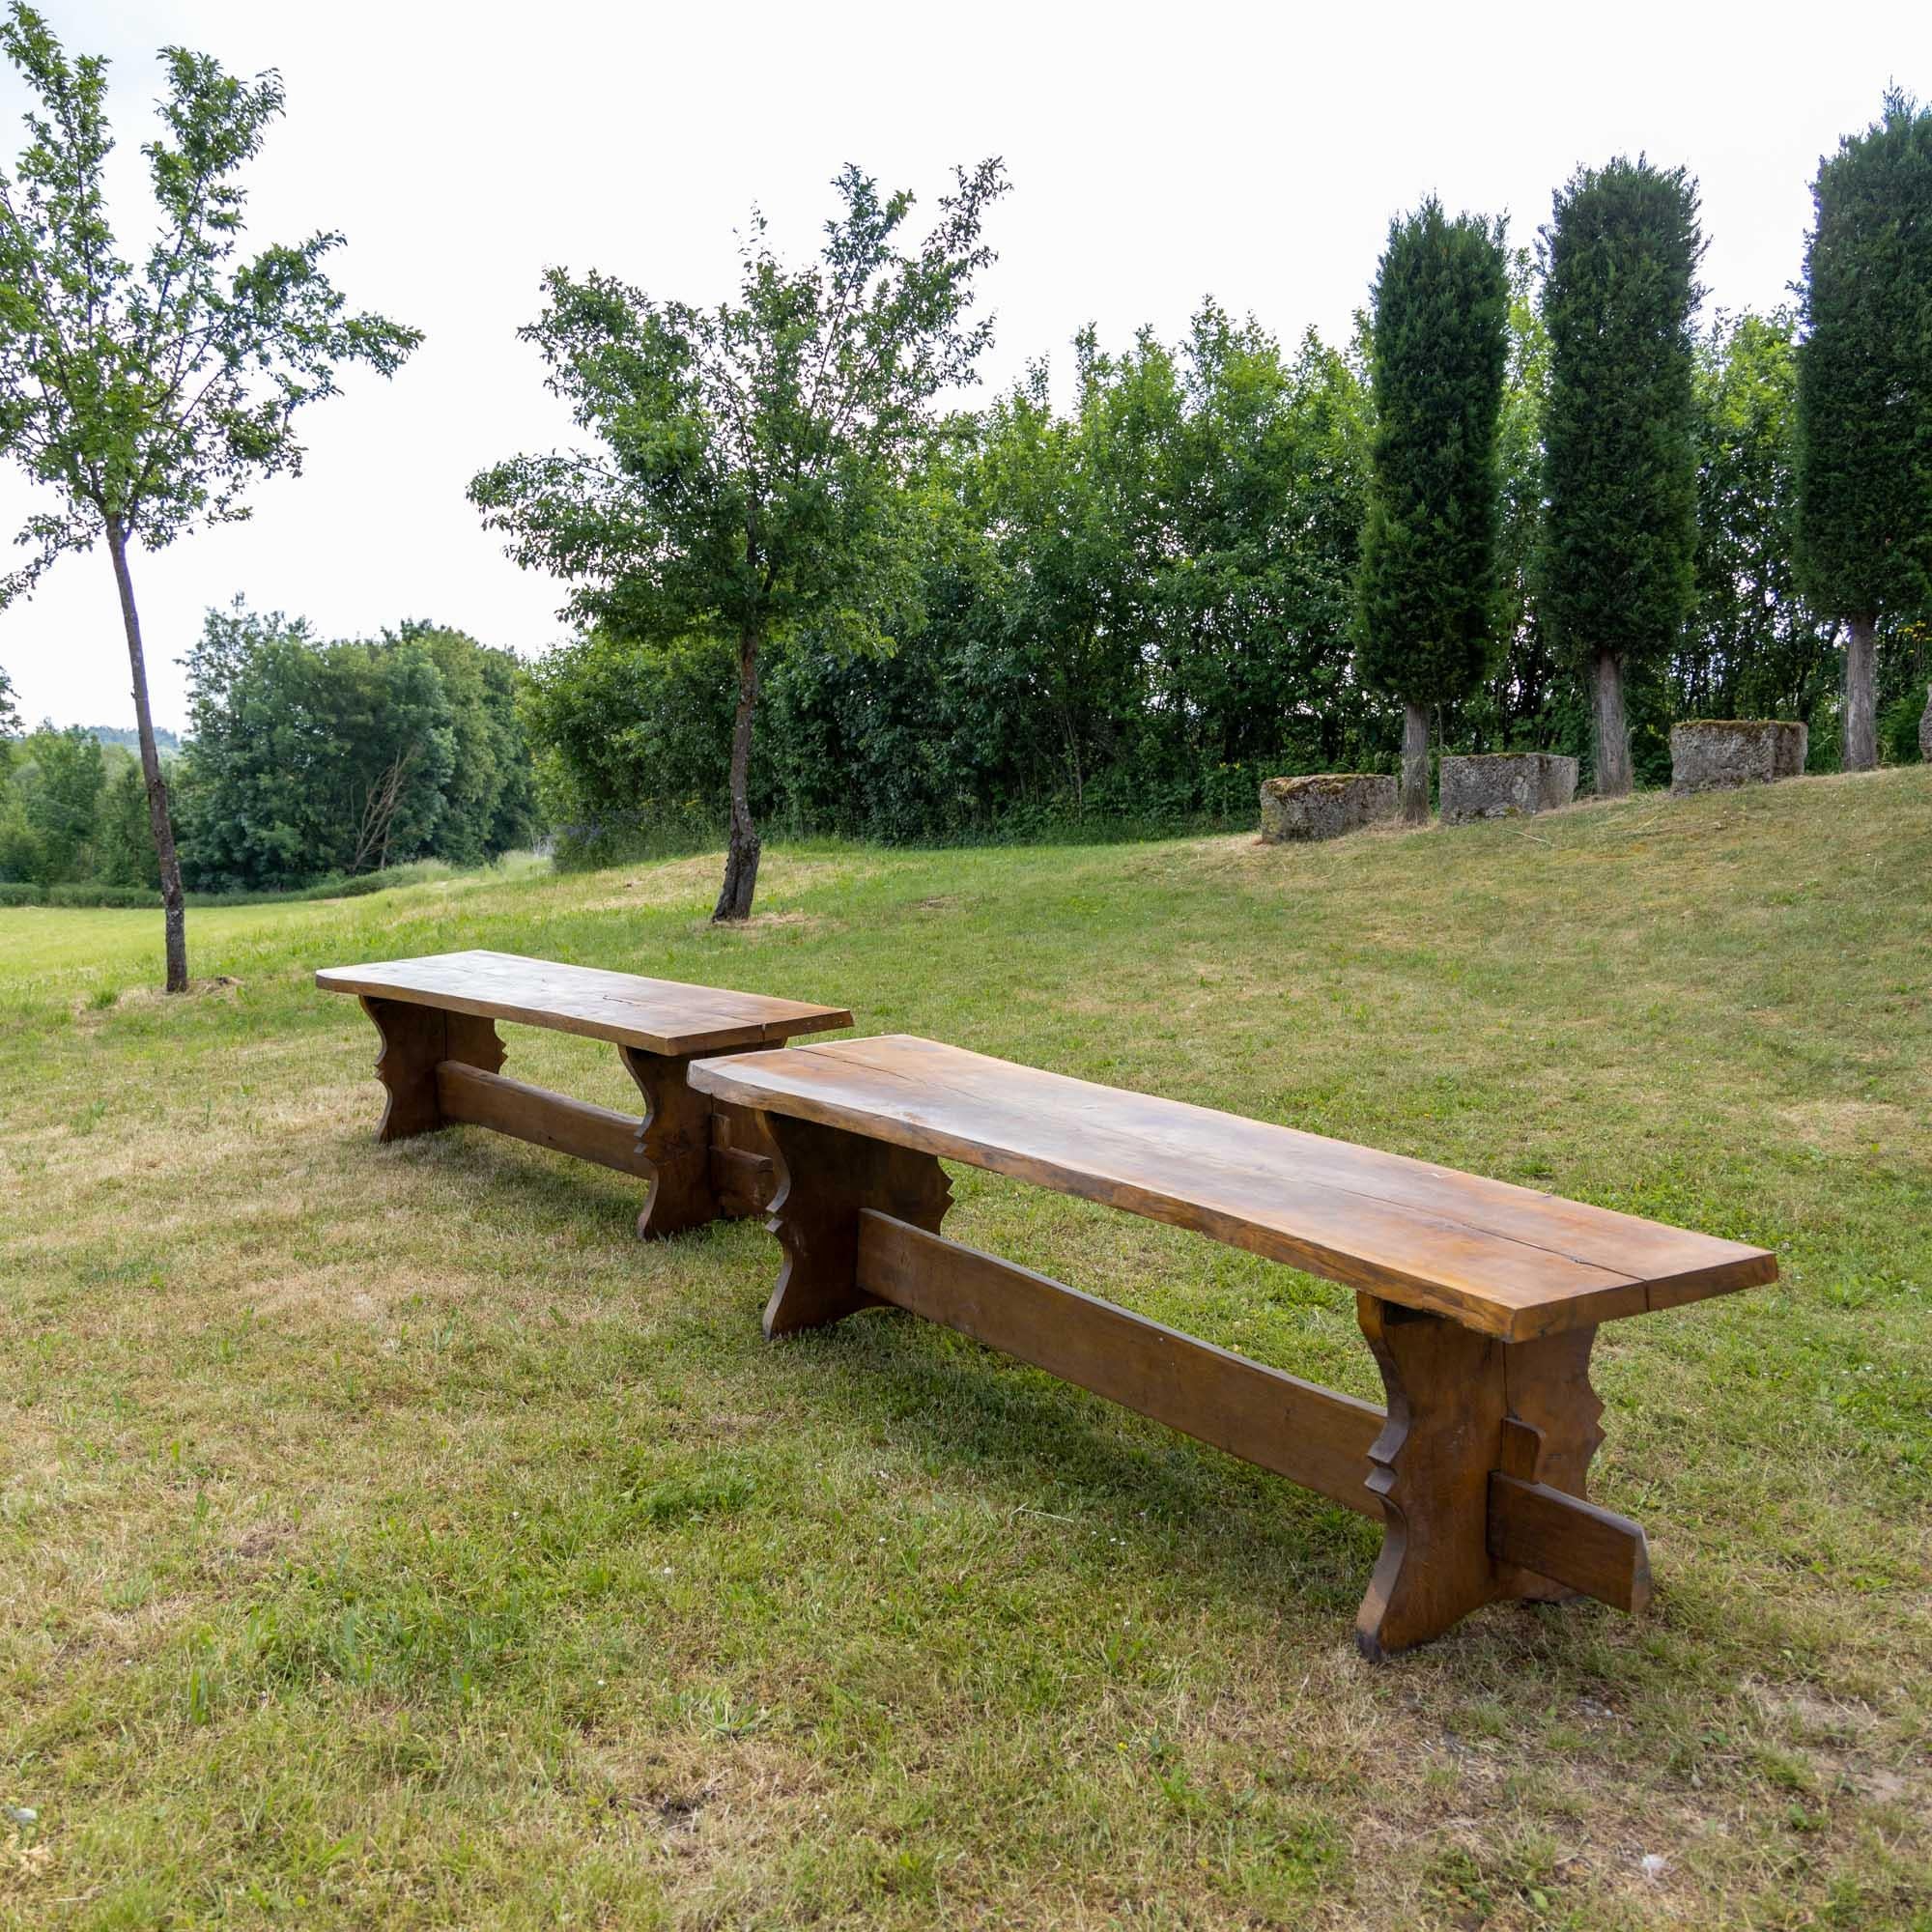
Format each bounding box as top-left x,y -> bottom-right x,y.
87,724 -> 181,754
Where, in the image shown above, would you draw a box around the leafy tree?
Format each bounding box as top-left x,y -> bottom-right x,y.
1356,199 -> 1510,821
17,721 -> 102,879
388,621 -> 538,866
1795,91 -> 1932,772
1681,311 -> 1835,733
1141,308 -> 1369,776
520,629 -> 740,863
471,158 -> 1008,920
1458,245 -> 1576,754
0,6 -> 418,988
0,661 -> 17,738
178,603 -> 456,891
969,345 -> 1151,819
1539,157 -> 1704,796
177,602 -> 533,890
98,755 -> 159,888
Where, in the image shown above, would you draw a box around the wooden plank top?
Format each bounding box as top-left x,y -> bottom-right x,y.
315,950 -> 852,1057
688,1036 -> 1776,1340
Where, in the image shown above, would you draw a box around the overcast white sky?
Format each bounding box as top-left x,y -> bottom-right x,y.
0,0 -> 1922,732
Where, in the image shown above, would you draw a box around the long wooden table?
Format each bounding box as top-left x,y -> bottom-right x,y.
316,950 -> 851,1236
690,1034 -> 1776,1658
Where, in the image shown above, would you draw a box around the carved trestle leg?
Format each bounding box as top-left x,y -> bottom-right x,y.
1353,1293 -> 1608,1660
621,1048 -> 718,1239
361,997 -> 505,1142
615,1044 -> 770,1239
756,1113 -> 952,1339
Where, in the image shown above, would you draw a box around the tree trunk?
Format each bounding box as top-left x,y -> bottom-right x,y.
712,627 -> 762,923
105,516 -> 188,993
1842,613 -> 1877,773
1400,698 -> 1431,825
1591,649 -> 1633,799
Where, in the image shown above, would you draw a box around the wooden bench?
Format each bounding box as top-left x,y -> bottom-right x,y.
316,950 -> 851,1236
688,1034 -> 1777,1659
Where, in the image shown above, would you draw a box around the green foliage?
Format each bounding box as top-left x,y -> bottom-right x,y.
472,160 -> 1005,663
1539,158 -> 1705,672
45,880 -> 154,907
1879,686 -> 1927,764
0,878 -> 40,903
1795,92 -> 1932,622
176,601 -> 533,892
521,305 -> 1381,852
388,619 -> 539,867
0,661 -> 17,738
0,722 -> 105,882
1355,200 -> 1510,706
471,158 -> 1009,915
0,725 -> 168,888
1681,311 -> 1838,729
98,757 -> 161,889
1455,247 -> 1571,753
519,629 -> 738,864
0,4 -> 421,590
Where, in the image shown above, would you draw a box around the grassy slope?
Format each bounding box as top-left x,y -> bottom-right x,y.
0,771 -> 1927,1931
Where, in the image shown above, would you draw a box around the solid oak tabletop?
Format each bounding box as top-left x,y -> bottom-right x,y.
315,950 -> 853,1057
688,1035 -> 1776,1340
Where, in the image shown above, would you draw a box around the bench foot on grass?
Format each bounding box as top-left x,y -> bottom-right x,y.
1355,1296 -> 1640,1659
1355,1296 -> 1509,1660
360,1005 -> 782,1241
622,1047 -> 782,1239
758,1114 -> 952,1338
624,1048 -> 746,1239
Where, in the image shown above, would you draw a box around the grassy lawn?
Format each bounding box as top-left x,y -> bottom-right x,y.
1,771 -> 1927,1930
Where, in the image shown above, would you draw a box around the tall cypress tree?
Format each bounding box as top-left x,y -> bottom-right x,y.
1356,199 -> 1509,823
1540,158 -> 1703,797
1795,92 -> 1932,773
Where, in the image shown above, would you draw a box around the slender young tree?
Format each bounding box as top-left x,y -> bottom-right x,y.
1540,158 -> 1704,797
1795,92 -> 1932,773
0,6 -> 418,989
471,159 -> 1007,921
0,661 -> 16,738
1355,199 -> 1510,822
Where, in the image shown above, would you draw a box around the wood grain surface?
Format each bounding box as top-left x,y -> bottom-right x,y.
691,1036 -> 1775,1339
318,950 -> 851,1055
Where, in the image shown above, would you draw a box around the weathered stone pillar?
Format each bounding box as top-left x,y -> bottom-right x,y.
1669,721 -> 1808,795
1439,753 -> 1578,824
1259,774 -> 1399,843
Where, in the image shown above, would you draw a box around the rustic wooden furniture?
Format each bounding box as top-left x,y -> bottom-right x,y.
689,1034 -> 1776,1659
316,950 -> 851,1236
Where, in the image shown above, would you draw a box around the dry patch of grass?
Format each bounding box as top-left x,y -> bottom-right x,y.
1778,1098 -> 1924,1157
583,850 -> 877,915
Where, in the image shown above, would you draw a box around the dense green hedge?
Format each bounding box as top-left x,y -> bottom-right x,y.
47,883 -> 156,907
0,860 -> 460,911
